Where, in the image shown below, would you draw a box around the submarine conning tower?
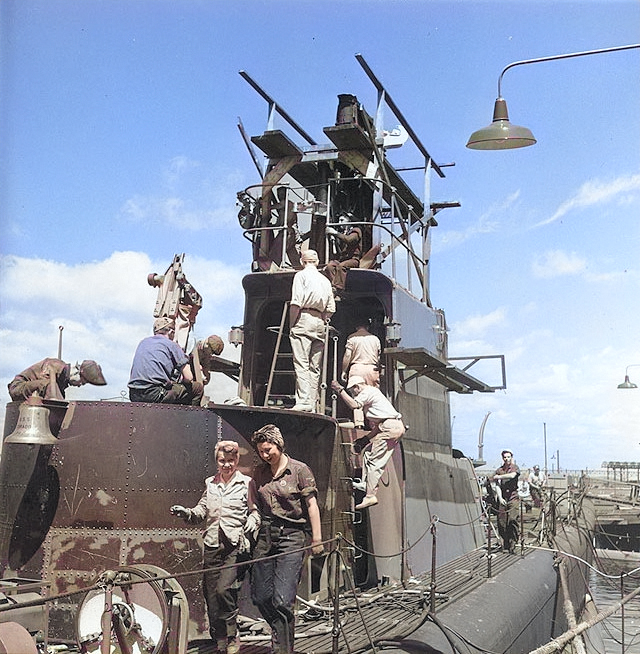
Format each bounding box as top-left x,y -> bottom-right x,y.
234,64 -> 505,443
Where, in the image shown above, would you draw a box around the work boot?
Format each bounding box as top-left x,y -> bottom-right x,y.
227,636 -> 240,654
217,639 -> 228,654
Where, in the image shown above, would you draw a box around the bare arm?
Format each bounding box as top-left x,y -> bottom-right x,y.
305,495 -> 324,555
244,479 -> 261,535
180,363 -> 194,383
341,343 -> 353,380
494,471 -> 518,480
330,381 -> 358,410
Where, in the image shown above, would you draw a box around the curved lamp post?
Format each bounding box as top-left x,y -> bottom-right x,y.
618,364 -> 640,389
466,43 -> 640,150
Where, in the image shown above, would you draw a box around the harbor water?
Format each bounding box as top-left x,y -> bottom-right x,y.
589,557 -> 640,653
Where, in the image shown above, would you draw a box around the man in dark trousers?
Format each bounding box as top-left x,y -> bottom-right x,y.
128,317 -> 204,405
493,449 -> 520,553
9,358 -> 106,401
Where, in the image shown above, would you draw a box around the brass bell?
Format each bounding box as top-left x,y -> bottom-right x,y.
5,395 -> 59,445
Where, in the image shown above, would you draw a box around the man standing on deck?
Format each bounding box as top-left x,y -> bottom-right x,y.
128,317 -> 204,405
9,358 -> 106,401
289,249 -> 335,412
493,449 -> 520,553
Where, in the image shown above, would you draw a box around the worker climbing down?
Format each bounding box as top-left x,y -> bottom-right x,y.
331,376 -> 405,509
8,358 -> 106,402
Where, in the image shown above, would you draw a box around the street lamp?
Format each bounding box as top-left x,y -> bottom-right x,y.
618,364 -> 640,389
466,43 -> 640,150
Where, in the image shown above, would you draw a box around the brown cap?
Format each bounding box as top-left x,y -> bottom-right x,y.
153,317 -> 175,333
79,360 -> 107,386
200,334 -> 224,356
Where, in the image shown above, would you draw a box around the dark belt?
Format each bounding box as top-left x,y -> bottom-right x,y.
264,518 -> 307,531
301,307 -> 322,317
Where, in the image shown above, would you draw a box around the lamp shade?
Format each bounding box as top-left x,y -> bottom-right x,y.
618,375 -> 638,389
466,98 -> 537,150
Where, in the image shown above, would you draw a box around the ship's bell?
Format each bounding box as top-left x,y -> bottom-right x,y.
5,395 -> 59,445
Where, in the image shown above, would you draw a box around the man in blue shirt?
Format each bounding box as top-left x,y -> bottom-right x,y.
128,317 -> 204,405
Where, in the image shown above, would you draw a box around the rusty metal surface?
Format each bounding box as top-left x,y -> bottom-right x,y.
1,400 -> 354,644
0,621 -> 39,654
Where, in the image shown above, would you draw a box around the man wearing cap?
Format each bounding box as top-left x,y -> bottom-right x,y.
331,376 -> 404,510
324,213 -> 362,298
493,449 -> 520,553
192,334 -> 225,385
528,465 -> 545,508
8,358 -> 107,402
289,249 -> 336,412
128,317 -> 204,405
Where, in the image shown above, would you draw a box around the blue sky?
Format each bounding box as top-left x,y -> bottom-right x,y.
1,0 -> 639,471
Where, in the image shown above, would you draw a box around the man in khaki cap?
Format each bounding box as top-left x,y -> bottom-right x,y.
128,317 -> 203,405
332,375 -> 404,510
9,358 -> 107,401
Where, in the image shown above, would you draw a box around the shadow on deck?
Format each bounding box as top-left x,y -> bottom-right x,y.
187,543 -> 535,654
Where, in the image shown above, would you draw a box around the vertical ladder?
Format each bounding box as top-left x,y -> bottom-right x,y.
264,302 -> 294,407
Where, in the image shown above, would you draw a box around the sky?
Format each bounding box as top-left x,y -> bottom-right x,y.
1,0 -> 639,472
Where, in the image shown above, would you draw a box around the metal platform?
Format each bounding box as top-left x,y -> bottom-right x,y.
186,544 -> 533,654
385,347 -> 496,393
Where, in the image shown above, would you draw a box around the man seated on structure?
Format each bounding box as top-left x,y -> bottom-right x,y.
8,358 -> 107,402
341,317 -> 381,387
324,213 -> 362,299
331,375 -> 405,510
128,317 -> 204,406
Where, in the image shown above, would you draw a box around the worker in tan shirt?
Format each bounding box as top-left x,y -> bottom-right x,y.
341,318 -> 381,387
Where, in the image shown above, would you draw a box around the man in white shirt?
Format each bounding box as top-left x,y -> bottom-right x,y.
341,319 -> 381,387
331,375 -> 404,509
289,250 -> 336,412
529,465 -> 546,508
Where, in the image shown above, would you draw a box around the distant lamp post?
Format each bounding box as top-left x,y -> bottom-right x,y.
466,43 -> 640,150
618,364 -> 640,389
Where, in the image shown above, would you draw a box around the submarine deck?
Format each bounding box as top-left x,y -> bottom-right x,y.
187,536 -> 541,654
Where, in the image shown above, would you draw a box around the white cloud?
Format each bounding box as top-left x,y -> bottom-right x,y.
433,191 -> 520,252
0,252 -> 247,418
119,158 -> 244,230
451,307 -> 507,339
535,173 -> 640,228
532,250 -> 587,279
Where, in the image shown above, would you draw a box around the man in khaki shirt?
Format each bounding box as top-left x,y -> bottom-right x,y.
288,250 -> 335,412
341,319 -> 381,387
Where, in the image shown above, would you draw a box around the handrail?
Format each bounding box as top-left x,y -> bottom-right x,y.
355,53 -> 445,179
239,70 -> 317,146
